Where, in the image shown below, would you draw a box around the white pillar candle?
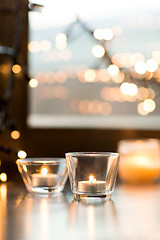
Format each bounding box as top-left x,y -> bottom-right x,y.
78,175 -> 106,193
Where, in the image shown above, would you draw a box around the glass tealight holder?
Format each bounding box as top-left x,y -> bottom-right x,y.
16,158 -> 68,194
65,152 -> 119,201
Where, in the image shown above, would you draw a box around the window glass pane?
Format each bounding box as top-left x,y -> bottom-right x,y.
28,0 -> 160,129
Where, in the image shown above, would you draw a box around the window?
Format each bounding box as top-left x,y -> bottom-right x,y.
28,0 -> 160,129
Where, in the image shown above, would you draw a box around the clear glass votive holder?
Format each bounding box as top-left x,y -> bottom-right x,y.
65,152 -> 119,200
16,158 -> 68,194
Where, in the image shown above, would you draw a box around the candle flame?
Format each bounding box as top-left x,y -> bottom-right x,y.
41,167 -> 48,176
89,175 -> 96,184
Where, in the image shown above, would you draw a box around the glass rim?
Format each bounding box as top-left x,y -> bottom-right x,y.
65,152 -> 119,157
16,157 -> 66,164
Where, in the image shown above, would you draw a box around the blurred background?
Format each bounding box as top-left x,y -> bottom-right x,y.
1,0 -> 160,182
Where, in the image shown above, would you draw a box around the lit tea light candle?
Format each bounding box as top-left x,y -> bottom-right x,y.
32,167 -> 57,187
78,175 -> 106,193
118,139 -> 160,183
118,156 -> 160,183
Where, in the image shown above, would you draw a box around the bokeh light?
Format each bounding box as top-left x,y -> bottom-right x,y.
135,61 -> 146,74
92,45 -> 105,58
99,102 -> 112,115
153,68 -> 160,78
132,53 -> 145,65
111,53 -> 124,68
78,99 -> 89,114
108,64 -> 119,76
120,82 -> 130,95
93,28 -> 113,40
84,69 -> 96,82
0,64 -> 10,74
97,69 -> 111,82
12,64 -> 21,74
51,86 -> 69,99
40,40 -> 51,52
11,130 -> 20,140
120,82 -> 138,97
103,28 -> 113,40
148,88 -> 155,99
56,33 -> 67,42
143,99 -> 156,113
93,28 -> 104,40
101,87 -> 122,102
28,41 -> 40,53
111,72 -> 125,83
29,78 -> 38,88
146,59 -> 158,72
18,150 -> 27,159
137,87 -> 149,100
55,71 -> 67,83
137,102 -> 148,115
128,83 -> 138,97
88,100 -> 101,114
55,33 -> 67,50
145,72 -> 153,80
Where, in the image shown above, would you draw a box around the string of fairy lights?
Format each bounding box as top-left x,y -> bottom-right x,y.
0,2 -> 43,182
63,18 -> 159,115
28,16 -> 160,116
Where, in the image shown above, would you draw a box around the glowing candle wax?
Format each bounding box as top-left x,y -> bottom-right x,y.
32,167 -> 57,187
78,175 -> 106,193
